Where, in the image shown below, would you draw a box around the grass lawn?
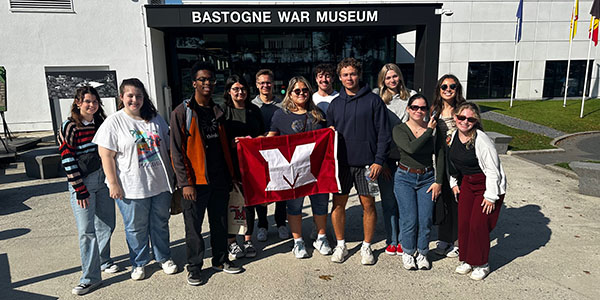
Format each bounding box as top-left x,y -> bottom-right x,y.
477,99 -> 600,133
482,119 -> 555,151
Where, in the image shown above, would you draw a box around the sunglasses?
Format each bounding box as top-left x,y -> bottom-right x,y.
408,105 -> 429,111
292,88 -> 310,95
456,115 -> 478,123
441,83 -> 457,91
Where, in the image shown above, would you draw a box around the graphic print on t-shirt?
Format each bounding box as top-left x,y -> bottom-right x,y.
199,114 -> 219,139
130,129 -> 161,167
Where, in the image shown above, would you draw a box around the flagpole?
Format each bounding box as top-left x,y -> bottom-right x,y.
510,39 -> 518,108
564,0 -> 578,108
581,25 -> 593,118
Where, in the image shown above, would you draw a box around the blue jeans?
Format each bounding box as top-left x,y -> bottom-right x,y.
116,191 -> 172,267
378,162 -> 401,245
69,169 -> 115,284
286,193 -> 329,216
394,168 -> 435,256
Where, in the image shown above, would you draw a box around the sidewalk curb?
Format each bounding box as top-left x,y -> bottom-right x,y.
507,148 -> 564,155
550,131 -> 600,147
507,155 -> 578,179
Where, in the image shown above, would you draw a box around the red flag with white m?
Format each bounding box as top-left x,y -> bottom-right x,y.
236,128 -> 340,206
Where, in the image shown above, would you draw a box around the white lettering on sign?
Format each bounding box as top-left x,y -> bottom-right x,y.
259,143 -> 317,191
192,10 -> 377,24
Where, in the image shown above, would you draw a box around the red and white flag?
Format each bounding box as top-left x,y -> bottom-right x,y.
237,128 -> 340,206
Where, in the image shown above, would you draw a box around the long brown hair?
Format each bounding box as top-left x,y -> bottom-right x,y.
455,102 -> 484,149
118,78 -> 157,122
70,86 -> 106,127
281,76 -> 324,124
377,63 -> 410,104
432,74 -> 466,117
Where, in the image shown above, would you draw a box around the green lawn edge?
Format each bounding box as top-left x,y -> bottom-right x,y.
481,119 -> 555,151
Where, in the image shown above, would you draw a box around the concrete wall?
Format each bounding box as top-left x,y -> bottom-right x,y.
0,0 -> 165,132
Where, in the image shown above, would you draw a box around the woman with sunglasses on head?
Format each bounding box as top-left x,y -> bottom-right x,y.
266,76 -> 331,259
373,63 -> 417,257
59,86 -> 116,295
94,78 -> 177,281
221,75 -> 265,259
393,94 -> 444,270
430,74 -> 466,259
448,102 -> 506,280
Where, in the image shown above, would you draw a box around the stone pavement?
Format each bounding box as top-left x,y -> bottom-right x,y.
514,132 -> 600,166
1,155 -> 599,299
480,111 -> 566,138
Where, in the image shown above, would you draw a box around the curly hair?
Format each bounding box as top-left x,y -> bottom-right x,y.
281,76 -> 324,124
118,78 -> 157,122
377,63 -> 410,104
70,85 -> 106,127
336,57 -> 362,77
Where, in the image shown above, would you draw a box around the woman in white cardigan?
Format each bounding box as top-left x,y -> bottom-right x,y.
447,102 -> 506,281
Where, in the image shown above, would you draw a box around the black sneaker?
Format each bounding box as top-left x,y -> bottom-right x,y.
187,271 -> 203,286
243,240 -> 257,258
212,260 -> 242,274
228,242 -> 245,259
71,282 -> 101,295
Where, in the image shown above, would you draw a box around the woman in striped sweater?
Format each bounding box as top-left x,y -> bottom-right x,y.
58,86 -> 116,296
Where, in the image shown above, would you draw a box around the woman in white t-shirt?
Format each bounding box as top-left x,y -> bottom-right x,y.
373,63 -> 416,257
94,78 -> 176,281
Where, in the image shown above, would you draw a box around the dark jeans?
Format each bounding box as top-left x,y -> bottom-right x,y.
437,180 -> 459,245
256,201 -> 287,229
182,185 -> 229,273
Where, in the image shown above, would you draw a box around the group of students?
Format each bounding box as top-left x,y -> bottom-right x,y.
59,58 -> 506,295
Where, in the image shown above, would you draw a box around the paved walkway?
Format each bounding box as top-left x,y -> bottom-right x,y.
1,155 -> 599,299
515,132 -> 600,165
481,111 -> 566,138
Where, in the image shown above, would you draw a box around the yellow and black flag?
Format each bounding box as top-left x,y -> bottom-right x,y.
590,0 -> 600,46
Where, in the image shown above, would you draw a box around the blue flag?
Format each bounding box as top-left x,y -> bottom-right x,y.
516,0 -> 523,42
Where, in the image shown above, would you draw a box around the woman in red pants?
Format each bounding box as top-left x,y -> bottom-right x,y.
447,102 -> 506,280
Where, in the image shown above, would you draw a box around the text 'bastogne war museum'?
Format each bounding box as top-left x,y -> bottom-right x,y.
1,0 -> 597,133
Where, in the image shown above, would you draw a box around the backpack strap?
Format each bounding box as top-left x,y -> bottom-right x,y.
183,98 -> 193,133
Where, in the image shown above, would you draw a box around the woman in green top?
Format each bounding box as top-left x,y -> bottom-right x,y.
393,94 -> 444,271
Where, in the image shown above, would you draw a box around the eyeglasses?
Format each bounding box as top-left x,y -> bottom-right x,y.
196,77 -> 216,84
441,83 -> 457,91
258,81 -> 272,86
456,115 -> 478,123
408,105 -> 429,111
292,88 -> 310,95
230,87 -> 246,93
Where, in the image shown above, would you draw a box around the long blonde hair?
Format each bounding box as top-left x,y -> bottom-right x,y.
281,76 -> 324,124
377,63 -> 410,104
455,102 -> 484,150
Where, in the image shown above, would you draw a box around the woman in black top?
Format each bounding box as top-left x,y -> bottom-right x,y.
222,75 -> 265,259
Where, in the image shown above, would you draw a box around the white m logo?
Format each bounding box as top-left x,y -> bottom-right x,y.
259,143 -> 317,191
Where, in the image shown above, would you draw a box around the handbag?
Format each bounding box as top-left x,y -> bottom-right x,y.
227,183 -> 247,235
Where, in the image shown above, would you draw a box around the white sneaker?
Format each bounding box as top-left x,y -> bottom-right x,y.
161,259 -> 177,275
470,264 -> 490,280
402,253 -> 416,270
292,241 -> 309,259
102,263 -> 119,274
455,261 -> 472,275
257,227 -> 267,242
131,266 -> 145,280
331,245 -> 348,263
278,226 -> 289,239
313,237 -> 332,255
416,253 -> 430,270
446,246 -> 459,258
360,245 -> 375,265
71,282 -> 101,295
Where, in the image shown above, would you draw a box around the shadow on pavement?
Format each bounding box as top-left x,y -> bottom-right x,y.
490,204 -> 551,271
0,181 -> 67,216
0,228 -> 31,241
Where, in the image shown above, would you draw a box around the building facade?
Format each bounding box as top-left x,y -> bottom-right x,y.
0,0 -> 597,132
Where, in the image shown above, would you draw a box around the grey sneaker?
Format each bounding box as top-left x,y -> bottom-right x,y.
360,245 -> 375,265
313,236 -> 332,255
278,226 -> 289,239
257,227 -> 267,242
292,240 -> 309,259
71,282 -> 101,295
402,253 -> 416,270
455,261 -> 472,275
187,271 -> 202,286
416,253 -> 430,270
212,260 -> 242,274
331,245 -> 348,263
228,242 -> 245,259
470,264 -> 490,280
102,263 -> 119,274
243,240 -> 257,258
